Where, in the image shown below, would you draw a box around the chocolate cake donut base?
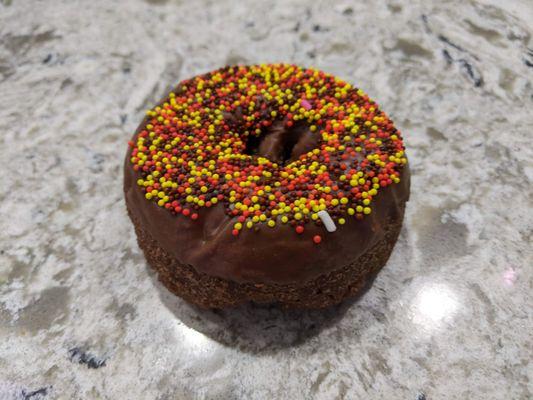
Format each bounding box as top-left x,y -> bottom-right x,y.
128,203 -> 405,309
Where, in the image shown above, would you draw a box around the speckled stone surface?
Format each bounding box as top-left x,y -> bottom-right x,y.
0,0 -> 532,399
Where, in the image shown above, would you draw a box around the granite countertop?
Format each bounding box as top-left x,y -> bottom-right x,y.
0,0 -> 532,399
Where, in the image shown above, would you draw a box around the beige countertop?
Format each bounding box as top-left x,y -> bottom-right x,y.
0,0 -> 531,399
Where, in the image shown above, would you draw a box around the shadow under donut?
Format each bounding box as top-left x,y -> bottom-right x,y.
147,264 -> 381,354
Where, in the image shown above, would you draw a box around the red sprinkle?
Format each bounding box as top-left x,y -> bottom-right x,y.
313,235 -> 322,244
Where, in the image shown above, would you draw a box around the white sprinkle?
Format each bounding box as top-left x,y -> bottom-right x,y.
317,210 -> 337,232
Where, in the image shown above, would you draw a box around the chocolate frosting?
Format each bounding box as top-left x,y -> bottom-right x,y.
124,136 -> 410,285
257,120 -> 320,164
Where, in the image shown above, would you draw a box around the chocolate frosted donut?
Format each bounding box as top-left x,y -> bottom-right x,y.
124,64 -> 410,308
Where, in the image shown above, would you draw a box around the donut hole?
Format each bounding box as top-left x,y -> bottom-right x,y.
243,132 -> 263,156
244,120 -> 319,165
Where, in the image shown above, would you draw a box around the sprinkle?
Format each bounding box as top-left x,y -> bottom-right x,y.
313,235 -> 322,244
301,99 -> 312,110
317,210 -> 337,233
295,226 -> 304,234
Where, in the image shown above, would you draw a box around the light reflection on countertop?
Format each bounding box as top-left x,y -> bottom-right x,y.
502,267 -> 518,287
176,322 -> 218,356
410,283 -> 459,331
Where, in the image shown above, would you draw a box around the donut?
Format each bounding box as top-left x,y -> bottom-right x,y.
124,64 -> 410,309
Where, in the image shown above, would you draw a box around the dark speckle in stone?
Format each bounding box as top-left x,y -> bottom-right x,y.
393,38 -> 433,58
65,176 -> 79,195
4,30 -> 60,55
421,14 -> 432,33
8,258 -> 32,282
86,149 -> 105,173
442,49 -> 453,64
42,54 -> 52,64
52,267 -> 74,282
437,34 -> 466,52
121,114 -> 128,124
68,347 -> 107,369
524,49 -> 533,68
342,7 -> 353,16
312,24 -> 329,32
469,283 -> 496,324
106,298 -> 138,321
458,59 -> 483,87
465,19 -> 501,42
22,387 -> 49,400
440,47 -> 483,87
16,286 -> 70,333
416,392 -> 427,400
388,4 -> 402,13
60,78 -> 73,89
426,127 -> 447,141
116,302 -> 137,320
